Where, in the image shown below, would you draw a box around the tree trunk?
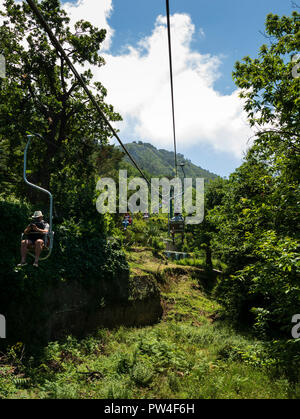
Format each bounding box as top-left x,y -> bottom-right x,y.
205,244 -> 213,271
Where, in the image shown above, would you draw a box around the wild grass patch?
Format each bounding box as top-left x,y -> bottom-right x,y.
1,250 -> 299,399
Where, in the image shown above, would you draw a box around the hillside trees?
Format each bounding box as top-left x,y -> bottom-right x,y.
187,177 -> 227,270
122,142 -> 218,181
0,1 -> 131,346
212,11 -> 300,336
0,0 -> 121,220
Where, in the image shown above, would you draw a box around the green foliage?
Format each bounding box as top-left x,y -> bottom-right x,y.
0,196 -> 32,270
1,250 -> 300,399
0,0 -> 121,219
233,11 -> 300,131
186,177 -> 228,268
0,6 -> 299,401
121,141 -> 218,180
151,236 -> 164,257
228,232 -> 299,336
176,257 -> 205,268
0,197 -> 129,346
210,11 -> 300,340
212,155 -> 300,332
0,0 -> 134,349
116,214 -> 167,251
131,360 -> 154,387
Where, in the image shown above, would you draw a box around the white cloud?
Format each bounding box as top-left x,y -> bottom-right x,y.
94,12 -> 252,157
1,0 -> 253,158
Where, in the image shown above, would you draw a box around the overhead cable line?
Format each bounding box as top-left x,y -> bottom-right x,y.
165,0 -> 178,178
25,0 -> 152,187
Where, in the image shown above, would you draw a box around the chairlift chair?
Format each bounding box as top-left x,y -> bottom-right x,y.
21,133 -> 54,261
169,213 -> 185,245
169,214 -> 185,233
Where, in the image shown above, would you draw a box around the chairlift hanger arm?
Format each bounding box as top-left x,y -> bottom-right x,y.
24,134 -> 53,231
23,133 -> 54,260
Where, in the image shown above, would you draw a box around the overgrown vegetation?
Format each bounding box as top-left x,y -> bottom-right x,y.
0,252 -> 299,399
208,11 -> 300,337
0,197 -> 129,347
0,1 -> 299,399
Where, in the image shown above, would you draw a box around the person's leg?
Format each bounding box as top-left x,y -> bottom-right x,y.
20,240 -> 31,264
33,239 -> 44,266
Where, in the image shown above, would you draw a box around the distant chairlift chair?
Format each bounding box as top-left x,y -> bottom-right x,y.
122,213 -> 133,231
169,213 -> 185,245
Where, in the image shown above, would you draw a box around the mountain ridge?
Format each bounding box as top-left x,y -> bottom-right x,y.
120,141 -> 219,181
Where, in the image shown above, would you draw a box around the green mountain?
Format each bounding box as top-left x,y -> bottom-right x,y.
121,141 -> 219,180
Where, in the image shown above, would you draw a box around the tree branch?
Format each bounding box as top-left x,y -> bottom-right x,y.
248,129 -> 300,153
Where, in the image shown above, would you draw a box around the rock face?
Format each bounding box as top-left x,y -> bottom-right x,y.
0,200 -> 163,348
1,271 -> 163,347
45,274 -> 163,341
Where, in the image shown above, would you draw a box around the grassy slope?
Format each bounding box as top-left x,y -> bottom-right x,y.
0,248 -> 299,399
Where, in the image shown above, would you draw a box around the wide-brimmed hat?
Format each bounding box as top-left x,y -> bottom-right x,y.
32,210 -> 43,219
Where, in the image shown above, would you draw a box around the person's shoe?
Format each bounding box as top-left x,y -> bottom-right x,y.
17,262 -> 27,267
33,262 -> 39,268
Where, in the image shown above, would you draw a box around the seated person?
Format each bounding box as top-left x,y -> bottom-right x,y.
18,210 -> 49,267
171,213 -> 184,222
123,213 -> 133,226
122,218 -> 129,230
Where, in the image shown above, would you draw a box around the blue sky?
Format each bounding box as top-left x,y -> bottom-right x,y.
62,0 -> 295,177
105,0 -> 295,94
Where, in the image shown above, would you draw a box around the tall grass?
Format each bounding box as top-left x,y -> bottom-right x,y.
0,255 -> 299,399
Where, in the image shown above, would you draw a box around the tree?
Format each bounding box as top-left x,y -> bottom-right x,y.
212,11 -> 300,334
233,11 -> 300,156
231,10 -> 299,241
187,177 -> 227,271
0,0 -> 121,220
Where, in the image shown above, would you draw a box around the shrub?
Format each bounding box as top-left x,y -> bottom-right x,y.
151,237 -> 165,257
213,231 -> 300,336
0,197 -> 129,347
131,360 -> 154,387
